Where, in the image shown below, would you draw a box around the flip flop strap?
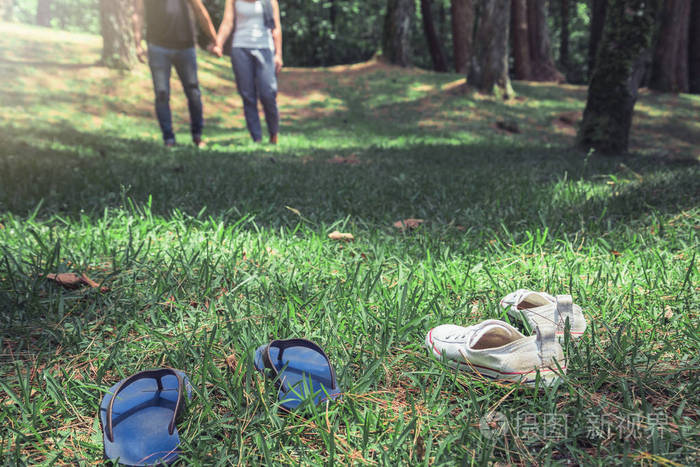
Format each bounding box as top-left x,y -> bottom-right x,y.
263,338 -> 337,390
106,368 -> 184,443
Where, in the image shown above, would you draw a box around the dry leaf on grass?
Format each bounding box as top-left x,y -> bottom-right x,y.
393,219 -> 424,231
328,231 -> 354,241
286,206 -> 301,216
226,353 -> 240,374
46,272 -> 109,292
664,306 -> 673,319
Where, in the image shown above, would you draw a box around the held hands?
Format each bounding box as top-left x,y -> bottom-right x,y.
207,42 -> 223,58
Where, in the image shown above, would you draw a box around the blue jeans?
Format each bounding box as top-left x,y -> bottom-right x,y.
231,48 -> 279,141
148,44 -> 203,144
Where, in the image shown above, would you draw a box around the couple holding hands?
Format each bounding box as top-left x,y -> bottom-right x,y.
133,0 -> 283,147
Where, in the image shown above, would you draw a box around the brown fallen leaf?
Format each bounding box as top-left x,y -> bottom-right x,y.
46,272 -> 108,292
46,273 -> 84,289
286,206 -> 301,216
79,273 -> 100,288
664,306 -> 674,319
393,218 -> 425,231
226,352 -> 240,374
328,231 -> 354,241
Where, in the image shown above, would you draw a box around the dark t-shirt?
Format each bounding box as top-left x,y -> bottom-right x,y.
145,0 -> 195,49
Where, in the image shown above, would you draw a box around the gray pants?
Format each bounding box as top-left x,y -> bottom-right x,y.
231,47 -> 279,141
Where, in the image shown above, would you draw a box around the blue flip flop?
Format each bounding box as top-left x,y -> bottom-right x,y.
254,338 -> 341,410
99,368 -> 192,466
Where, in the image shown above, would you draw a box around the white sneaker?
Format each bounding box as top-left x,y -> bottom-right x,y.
500,291 -> 587,340
425,319 -> 565,387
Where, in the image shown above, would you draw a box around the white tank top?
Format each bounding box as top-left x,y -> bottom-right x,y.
232,0 -> 274,50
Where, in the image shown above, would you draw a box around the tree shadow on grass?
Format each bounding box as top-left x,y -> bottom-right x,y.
0,122 -> 697,235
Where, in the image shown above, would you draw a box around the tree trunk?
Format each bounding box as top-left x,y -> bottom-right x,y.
690,0 -> 700,93
511,0 -> 531,79
526,0 -> 563,81
560,0 -> 570,73
650,0 -> 691,93
469,0 -> 513,98
382,0 -> 415,67
100,0 -> 136,70
421,0 -> 448,71
578,0 -> 657,155
36,0 -> 52,27
588,0 -> 607,80
451,0 -> 474,74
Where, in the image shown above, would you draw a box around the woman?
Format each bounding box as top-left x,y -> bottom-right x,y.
216,0 -> 283,144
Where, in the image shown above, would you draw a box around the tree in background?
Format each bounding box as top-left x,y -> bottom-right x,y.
420,0 -> 448,71
510,0 -> 562,81
451,0 -> 474,73
511,0 -> 531,79
690,0 -> 700,93
382,0 -> 415,66
37,0 -> 52,27
1,0 -> 13,21
559,0 -> 569,73
469,0 -> 513,98
650,0 -> 691,93
99,0 -> 135,70
578,0 -> 657,155
526,0 -> 563,81
587,0 -> 607,79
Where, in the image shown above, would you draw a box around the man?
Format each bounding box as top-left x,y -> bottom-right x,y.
133,0 -> 222,147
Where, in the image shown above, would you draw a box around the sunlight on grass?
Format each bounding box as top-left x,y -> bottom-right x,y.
0,22 -> 699,464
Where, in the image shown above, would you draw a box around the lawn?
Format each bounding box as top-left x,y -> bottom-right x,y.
0,22 -> 698,465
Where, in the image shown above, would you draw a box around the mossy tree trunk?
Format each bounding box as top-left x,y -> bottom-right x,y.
578,0 -> 657,155
690,0 -> 700,93
650,0 -> 691,93
382,0 -> 415,67
421,0 -> 448,71
451,0 -> 474,73
100,0 -> 136,70
469,0 -> 513,98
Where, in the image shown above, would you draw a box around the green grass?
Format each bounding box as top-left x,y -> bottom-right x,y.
1,22 -> 699,465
